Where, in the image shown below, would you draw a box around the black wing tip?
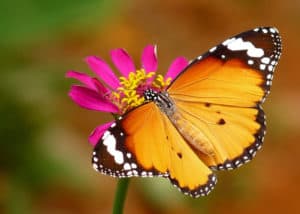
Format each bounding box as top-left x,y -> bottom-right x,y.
91,123 -> 168,178
210,106 -> 265,171
191,26 -> 282,71
259,28 -> 282,103
169,26 -> 282,91
169,173 -> 217,198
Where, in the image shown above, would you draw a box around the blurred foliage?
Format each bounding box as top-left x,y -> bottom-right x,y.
0,0 -> 117,47
0,0 -> 119,213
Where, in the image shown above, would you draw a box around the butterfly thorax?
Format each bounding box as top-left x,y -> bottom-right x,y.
144,89 -> 215,156
144,89 -> 176,117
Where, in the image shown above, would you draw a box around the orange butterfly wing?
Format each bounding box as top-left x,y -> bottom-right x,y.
92,27 -> 281,197
93,102 -> 217,197
167,27 -> 281,170
169,58 -> 265,106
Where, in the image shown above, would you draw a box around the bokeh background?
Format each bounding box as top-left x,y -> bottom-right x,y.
1,0 -> 299,213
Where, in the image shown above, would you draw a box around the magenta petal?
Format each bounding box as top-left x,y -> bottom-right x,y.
69,86 -> 119,113
88,121 -> 114,146
66,70 -> 99,91
110,48 -> 136,77
85,56 -> 120,89
141,45 -> 158,72
91,78 -> 110,95
66,70 -> 110,95
165,57 -> 189,80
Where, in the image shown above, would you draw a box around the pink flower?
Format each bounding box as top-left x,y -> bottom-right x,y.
66,45 -> 189,146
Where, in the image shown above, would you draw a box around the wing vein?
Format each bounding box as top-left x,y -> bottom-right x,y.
173,97 -> 259,108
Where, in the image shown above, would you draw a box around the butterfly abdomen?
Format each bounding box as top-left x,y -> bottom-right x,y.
169,111 -> 215,156
144,89 -> 215,156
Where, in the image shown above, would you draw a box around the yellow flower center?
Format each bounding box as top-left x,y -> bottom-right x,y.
111,69 -> 172,113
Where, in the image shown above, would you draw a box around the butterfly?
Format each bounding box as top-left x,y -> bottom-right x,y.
92,27 -> 282,197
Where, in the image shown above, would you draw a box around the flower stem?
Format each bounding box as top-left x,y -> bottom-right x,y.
112,178 -> 130,214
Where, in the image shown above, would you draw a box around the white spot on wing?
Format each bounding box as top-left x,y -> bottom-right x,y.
266,74 -> 272,79
268,65 -> 274,72
226,38 -> 264,58
260,64 -> 266,70
262,28 -> 268,34
93,163 -> 99,171
261,57 -> 270,64
270,28 -> 276,33
93,156 -> 98,162
102,131 -> 124,164
222,38 -> 235,46
209,46 -> 217,52
123,163 -> 131,170
102,131 -> 110,140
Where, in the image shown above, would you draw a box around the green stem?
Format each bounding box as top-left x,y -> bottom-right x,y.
112,178 -> 130,214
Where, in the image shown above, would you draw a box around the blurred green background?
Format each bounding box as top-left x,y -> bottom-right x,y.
1,0 -> 299,213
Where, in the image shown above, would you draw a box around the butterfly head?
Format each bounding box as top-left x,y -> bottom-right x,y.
143,88 -> 159,101
144,89 -> 175,117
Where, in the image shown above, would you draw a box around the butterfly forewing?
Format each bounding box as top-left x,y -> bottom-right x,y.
167,27 -> 281,170
92,103 -> 166,178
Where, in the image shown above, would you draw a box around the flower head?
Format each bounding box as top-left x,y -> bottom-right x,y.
66,45 -> 188,146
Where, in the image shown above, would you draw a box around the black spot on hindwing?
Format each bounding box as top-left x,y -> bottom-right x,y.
177,152 -> 183,159
217,118 -> 226,125
210,106 -> 266,171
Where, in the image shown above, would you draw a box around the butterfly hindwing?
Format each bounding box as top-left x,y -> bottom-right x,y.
173,100 -> 265,170
167,27 -> 281,170
92,102 -> 217,197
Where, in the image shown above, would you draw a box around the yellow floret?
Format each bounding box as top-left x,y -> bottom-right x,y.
111,69 -> 172,113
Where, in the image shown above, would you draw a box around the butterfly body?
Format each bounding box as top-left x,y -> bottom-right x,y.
170,110 -> 216,156
92,27 -> 281,197
144,89 -> 215,156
